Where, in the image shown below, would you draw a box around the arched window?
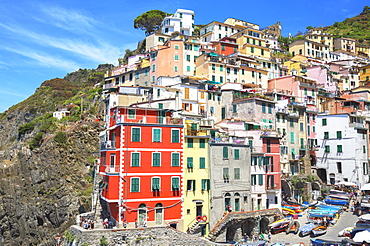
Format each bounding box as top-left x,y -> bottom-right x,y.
234,193 -> 240,212
224,192 -> 231,211
138,203 -> 147,225
155,203 -> 163,225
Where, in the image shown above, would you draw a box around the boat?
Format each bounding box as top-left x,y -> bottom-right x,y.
270,222 -> 289,234
359,214 -> 370,222
268,217 -> 291,228
311,226 -> 327,236
237,240 -> 268,246
285,220 -> 300,234
299,222 -> 315,237
310,238 -> 343,246
282,207 -> 296,215
324,197 -> 348,205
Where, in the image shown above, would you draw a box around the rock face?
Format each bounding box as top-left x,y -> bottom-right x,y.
0,121 -> 103,245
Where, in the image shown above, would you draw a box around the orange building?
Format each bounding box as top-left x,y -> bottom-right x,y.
211,37 -> 238,56
100,107 -> 184,229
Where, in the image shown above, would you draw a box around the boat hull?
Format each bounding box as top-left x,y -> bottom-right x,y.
312,226 -> 327,236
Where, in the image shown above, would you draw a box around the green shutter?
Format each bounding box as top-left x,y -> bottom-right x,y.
223,146 -> 228,159
153,129 -> 161,142
199,139 -> 205,148
172,153 -> 180,166
172,177 -> 180,189
325,145 -> 330,153
132,128 -> 140,142
188,138 -> 193,148
337,145 -> 342,153
324,132 -> 329,139
172,130 -> 180,143
153,153 -> 160,166
234,149 -> 240,159
152,178 -> 160,190
131,178 -> 139,192
290,132 -> 294,143
258,174 -> 263,185
337,131 -> 342,139
132,153 -> 140,167
187,157 -> 194,168
201,179 -> 206,190
199,157 -> 205,169
234,168 -> 240,180
322,118 -> 327,126
223,168 -> 229,179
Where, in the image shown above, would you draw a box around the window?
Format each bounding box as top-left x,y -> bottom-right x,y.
200,139 -> 205,148
313,126 -> 316,133
223,146 -> 228,159
322,118 -> 327,126
131,178 -> 140,192
337,145 -> 343,153
201,179 -> 210,190
174,45 -> 179,50
227,67 -> 230,73
187,180 -> 195,191
128,109 -> 136,119
233,104 -> 237,113
325,145 -> 330,153
364,145 -> 366,153
186,66 -> 191,72
152,64 -> 156,72
172,177 -> 180,190
110,154 -> 115,168
172,153 -> 180,167
337,162 -> 342,173
223,168 -> 229,181
152,153 -> 161,166
131,153 -> 140,167
152,128 -> 161,142
251,175 -> 257,185
268,104 -> 272,114
258,174 -> 263,185
300,123 -> 304,131
132,128 -> 141,142
234,68 -> 238,74
266,139 -> 271,153
152,177 -> 160,191
174,66 -> 178,72
212,64 -> 215,70
337,131 -> 342,139
252,71 -> 255,77
290,119 -> 294,127
290,132 -> 294,143
234,168 -> 240,180
262,103 -> 266,113
172,129 -> 180,143
187,157 -> 194,168
222,45 -> 225,51
220,65 -> 223,71
363,163 -> 369,175
251,47 -> 254,53
186,54 -> 191,61
187,138 -> 193,148
199,157 -> 206,169
234,149 -> 240,159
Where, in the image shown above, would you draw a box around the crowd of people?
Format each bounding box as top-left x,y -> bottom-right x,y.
243,232 -> 272,243
79,218 -> 95,230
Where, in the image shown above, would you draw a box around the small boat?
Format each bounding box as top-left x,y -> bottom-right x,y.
285,220 -> 300,234
282,207 -> 296,215
268,217 -> 291,228
299,222 -> 315,237
324,197 -> 348,205
238,240 -> 268,246
291,243 -> 305,246
310,238 -> 342,246
338,227 -> 354,237
311,226 -> 327,236
359,214 -> 370,221
270,222 -> 289,234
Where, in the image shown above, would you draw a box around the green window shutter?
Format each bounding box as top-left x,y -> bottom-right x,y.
172,130 -> 180,143
199,139 -> 205,148
263,157 -> 268,165
325,145 -> 330,153
234,149 -> 240,159
223,146 -> 228,159
258,174 -> 263,185
199,157 -> 205,169
132,153 -> 140,167
324,132 -> 329,139
300,138 -> 304,149
174,55 -> 179,60
207,179 -> 210,190
188,138 -> 193,148
201,179 -> 206,190
186,55 -> 191,61
172,177 -> 180,190
132,128 -> 141,142
187,157 -> 194,168
233,104 -> 237,113
172,153 -> 180,166
128,109 -> 136,119
153,129 -> 161,142
322,118 -> 327,126
337,131 -> 342,139
290,132 -> 294,143
308,125 -> 310,135
223,168 -> 229,179
249,140 -> 253,151
153,153 -> 160,166
220,65 -> 223,71
234,168 -> 240,180
337,145 -> 342,153
212,64 -> 215,70
152,178 -> 160,190
262,103 -> 266,113
131,178 -> 139,192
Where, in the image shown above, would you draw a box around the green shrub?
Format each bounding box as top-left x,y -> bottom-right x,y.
100,236 -> 108,246
29,132 -> 44,150
18,122 -> 35,135
54,131 -> 67,144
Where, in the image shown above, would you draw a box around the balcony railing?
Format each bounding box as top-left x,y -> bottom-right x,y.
185,128 -> 208,136
100,141 -> 116,150
210,138 -> 246,145
266,183 -> 280,191
105,165 -> 120,173
103,83 -> 114,90
349,122 -> 366,128
116,115 -> 183,125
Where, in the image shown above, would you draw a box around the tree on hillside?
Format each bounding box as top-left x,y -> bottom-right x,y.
134,10 -> 168,36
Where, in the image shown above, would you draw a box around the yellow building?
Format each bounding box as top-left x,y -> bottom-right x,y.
232,28 -> 271,59
305,29 -> 334,51
283,55 -> 310,76
183,119 -> 211,236
357,44 -> 370,58
288,39 -> 330,62
360,64 -> 370,85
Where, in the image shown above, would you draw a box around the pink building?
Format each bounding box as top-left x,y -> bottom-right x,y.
307,66 -> 337,93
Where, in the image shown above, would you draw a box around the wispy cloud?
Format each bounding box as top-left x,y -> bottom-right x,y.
0,45 -> 80,71
0,88 -> 29,98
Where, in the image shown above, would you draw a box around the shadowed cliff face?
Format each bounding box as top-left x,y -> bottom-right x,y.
0,121 -> 103,245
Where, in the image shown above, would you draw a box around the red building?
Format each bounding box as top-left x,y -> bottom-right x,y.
212,37 -> 238,56
100,107 -> 184,228
261,135 -> 282,209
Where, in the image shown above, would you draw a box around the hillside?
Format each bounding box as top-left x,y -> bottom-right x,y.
325,6 -> 370,45
0,64 -> 110,245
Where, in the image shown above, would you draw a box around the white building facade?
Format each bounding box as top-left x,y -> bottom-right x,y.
161,9 -> 195,36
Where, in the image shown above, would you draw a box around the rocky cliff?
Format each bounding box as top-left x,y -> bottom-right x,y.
0,65 -> 109,245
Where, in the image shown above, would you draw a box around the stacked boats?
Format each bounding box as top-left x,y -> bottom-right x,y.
324,190 -> 351,206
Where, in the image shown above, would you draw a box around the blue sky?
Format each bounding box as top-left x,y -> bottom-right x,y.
0,0 -> 368,113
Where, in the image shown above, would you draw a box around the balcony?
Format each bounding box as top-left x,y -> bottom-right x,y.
349,122 -> 366,129
210,138 -> 246,145
181,24 -> 191,30
104,165 -> 120,174
185,128 -> 208,137
100,141 -> 116,150
116,115 -> 183,125
288,112 -> 299,118
103,83 -> 114,90
266,183 -> 281,191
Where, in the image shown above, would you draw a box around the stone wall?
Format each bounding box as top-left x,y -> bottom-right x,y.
67,225 -> 219,246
